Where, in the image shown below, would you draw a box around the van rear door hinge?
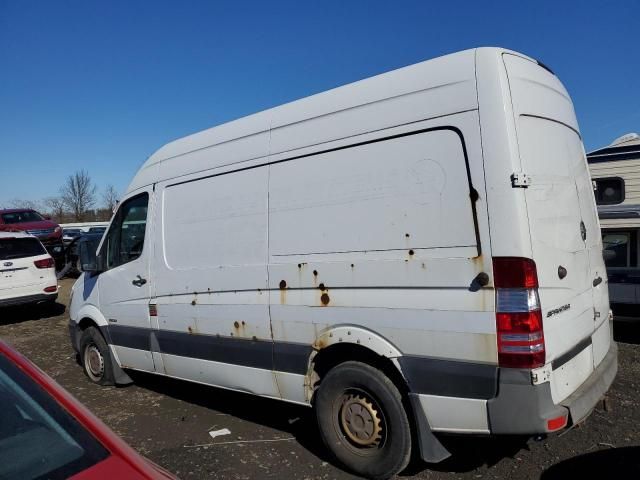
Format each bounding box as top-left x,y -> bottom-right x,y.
511,172 -> 531,188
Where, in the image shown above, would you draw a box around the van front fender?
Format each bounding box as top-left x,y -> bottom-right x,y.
70,303 -> 132,384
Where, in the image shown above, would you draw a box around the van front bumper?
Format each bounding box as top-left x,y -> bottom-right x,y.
487,341 -> 618,434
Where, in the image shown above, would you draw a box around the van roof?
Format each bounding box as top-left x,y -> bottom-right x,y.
127,47 -> 535,193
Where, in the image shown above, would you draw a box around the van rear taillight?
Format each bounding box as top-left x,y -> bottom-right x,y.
493,257 -> 538,288
494,257 -> 545,369
34,257 -> 55,269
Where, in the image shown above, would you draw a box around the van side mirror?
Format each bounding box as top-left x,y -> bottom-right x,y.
602,249 -> 616,262
79,239 -> 102,273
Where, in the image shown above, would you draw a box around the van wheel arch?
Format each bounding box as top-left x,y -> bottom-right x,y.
76,317 -> 133,386
78,317 -> 99,332
309,342 -> 451,466
310,343 -> 409,402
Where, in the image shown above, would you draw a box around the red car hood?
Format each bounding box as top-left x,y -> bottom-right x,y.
69,455 -> 175,480
0,220 -> 59,231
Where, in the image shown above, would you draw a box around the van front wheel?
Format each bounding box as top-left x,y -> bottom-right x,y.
79,326 -> 115,386
315,361 -> 411,480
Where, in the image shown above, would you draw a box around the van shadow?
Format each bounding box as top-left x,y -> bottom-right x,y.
541,446 -> 640,478
613,320 -> 640,345
126,371 -> 333,462
0,301 -> 66,326
128,370 -> 531,476
401,434 -> 531,476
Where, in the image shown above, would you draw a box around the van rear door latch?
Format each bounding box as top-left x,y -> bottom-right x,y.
511,172 -> 531,188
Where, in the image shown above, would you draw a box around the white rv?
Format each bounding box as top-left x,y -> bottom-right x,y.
69,48 -> 617,479
588,133 -> 640,315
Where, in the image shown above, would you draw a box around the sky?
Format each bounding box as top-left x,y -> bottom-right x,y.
1,0 -> 638,208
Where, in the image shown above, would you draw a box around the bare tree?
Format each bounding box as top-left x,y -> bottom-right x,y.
43,196 -> 67,222
9,198 -> 42,211
61,170 -> 97,221
102,184 -> 119,213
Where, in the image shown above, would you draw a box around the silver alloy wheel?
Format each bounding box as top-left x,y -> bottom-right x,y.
84,343 -> 104,382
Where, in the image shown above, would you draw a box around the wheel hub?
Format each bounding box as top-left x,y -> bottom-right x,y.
339,393 -> 383,447
85,344 -> 104,380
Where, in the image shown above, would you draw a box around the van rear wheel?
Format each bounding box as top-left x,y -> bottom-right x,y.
315,361 -> 411,480
79,326 -> 115,386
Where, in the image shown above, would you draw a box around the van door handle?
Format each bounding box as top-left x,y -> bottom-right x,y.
593,276 -> 602,287
132,275 -> 147,287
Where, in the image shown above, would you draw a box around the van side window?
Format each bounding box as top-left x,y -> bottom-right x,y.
594,177 -> 625,205
105,193 -> 149,269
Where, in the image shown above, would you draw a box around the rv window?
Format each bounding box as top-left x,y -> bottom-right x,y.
105,193 -> 149,269
594,177 -> 624,205
602,231 -> 638,268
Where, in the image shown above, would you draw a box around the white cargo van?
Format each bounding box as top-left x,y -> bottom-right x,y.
69,47 -> 617,479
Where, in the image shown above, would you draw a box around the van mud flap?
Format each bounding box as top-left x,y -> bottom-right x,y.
408,394 -> 451,463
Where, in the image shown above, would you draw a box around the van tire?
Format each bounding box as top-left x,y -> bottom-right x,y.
79,326 -> 115,386
315,361 -> 411,480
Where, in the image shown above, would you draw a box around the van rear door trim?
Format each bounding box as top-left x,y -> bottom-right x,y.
551,336 -> 592,371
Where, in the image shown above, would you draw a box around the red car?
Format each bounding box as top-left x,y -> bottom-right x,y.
0,340 -> 175,479
0,209 -> 65,265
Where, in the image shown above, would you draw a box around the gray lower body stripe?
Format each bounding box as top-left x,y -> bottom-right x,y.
103,325 -> 311,375
398,355 -> 498,399
157,329 -> 273,370
104,325 -> 149,351
103,325 -> 499,399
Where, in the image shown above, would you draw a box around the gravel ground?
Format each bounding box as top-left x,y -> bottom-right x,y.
1,278 -> 639,479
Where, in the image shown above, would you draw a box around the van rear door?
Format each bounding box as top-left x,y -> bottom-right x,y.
504,54 -> 610,404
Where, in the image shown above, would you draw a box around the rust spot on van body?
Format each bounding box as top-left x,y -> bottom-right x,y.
279,280 -> 287,289
320,293 -> 330,305
233,320 -> 248,337
280,288 -> 287,305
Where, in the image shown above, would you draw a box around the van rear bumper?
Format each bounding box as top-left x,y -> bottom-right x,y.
487,341 -> 617,434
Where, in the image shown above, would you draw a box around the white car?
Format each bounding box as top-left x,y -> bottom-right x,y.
0,232 -> 58,307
